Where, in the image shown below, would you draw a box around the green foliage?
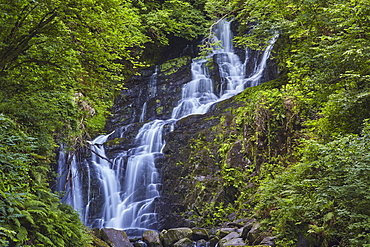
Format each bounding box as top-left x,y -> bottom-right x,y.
183,81 -> 300,227
232,0 -> 370,125
307,88 -> 370,142
204,0 -> 234,19
0,114 -> 92,246
0,91 -> 81,156
0,0 -> 149,141
255,121 -> 370,246
160,56 -> 191,75
139,0 -> 209,46
214,0 -> 370,245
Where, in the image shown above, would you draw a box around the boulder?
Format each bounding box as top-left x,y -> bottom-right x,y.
143,230 -> 162,247
221,232 -> 241,242
240,222 -> 255,240
216,228 -> 237,238
219,238 -> 246,247
226,222 -> 244,228
91,235 -> 111,247
100,228 -> 133,247
173,238 -> 194,247
160,228 -> 193,247
191,228 -> 209,241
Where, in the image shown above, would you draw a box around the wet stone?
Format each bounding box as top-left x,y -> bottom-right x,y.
160,228 -> 193,247
192,228 -> 210,241
143,230 -> 162,247
173,238 -> 194,247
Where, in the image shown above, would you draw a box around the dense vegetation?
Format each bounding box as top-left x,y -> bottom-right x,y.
235,0 -> 370,245
183,0 -> 370,246
0,0 -> 209,245
1,0 -> 369,246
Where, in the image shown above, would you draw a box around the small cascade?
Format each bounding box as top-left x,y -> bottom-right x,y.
57,145 -> 86,222
103,119 -> 171,233
139,102 -> 147,122
56,19 -> 276,235
148,66 -> 158,98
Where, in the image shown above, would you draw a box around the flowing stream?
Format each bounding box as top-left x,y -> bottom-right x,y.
57,20 -> 275,235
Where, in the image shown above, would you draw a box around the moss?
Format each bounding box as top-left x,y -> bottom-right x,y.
156,106 -> 164,114
160,56 -> 191,76
105,138 -> 122,146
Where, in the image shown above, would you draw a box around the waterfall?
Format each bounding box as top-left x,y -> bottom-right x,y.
56,145 -> 88,223
56,20 -> 275,235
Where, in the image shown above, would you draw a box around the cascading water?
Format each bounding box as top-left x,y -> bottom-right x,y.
57,20 -> 275,235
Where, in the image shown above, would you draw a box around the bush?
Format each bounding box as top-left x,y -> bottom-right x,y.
255,120 -> 370,246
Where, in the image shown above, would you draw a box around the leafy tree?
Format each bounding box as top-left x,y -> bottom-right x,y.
134,0 -> 209,46
0,0 -> 149,140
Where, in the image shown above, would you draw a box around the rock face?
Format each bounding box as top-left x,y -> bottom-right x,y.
106,56 -> 193,132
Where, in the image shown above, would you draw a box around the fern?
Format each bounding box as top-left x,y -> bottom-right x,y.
35,232 -> 56,247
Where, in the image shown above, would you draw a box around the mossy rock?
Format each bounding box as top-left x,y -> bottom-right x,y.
160,56 -> 191,76
173,238 -> 194,247
143,230 -> 162,247
160,228 -> 193,247
91,234 -> 111,247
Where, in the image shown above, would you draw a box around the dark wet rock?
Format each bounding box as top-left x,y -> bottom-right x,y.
226,222 -> 245,229
217,228 -> 238,239
91,231 -> 111,247
220,232 -> 241,243
106,56 -> 193,132
160,228 -> 193,247
143,230 -> 162,247
192,228 -> 209,241
173,238 -> 194,247
245,223 -> 265,245
240,220 -> 256,240
209,236 -> 220,247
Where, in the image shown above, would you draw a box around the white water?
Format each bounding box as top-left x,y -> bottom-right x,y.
57,20 -> 275,234
57,145 -> 85,222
